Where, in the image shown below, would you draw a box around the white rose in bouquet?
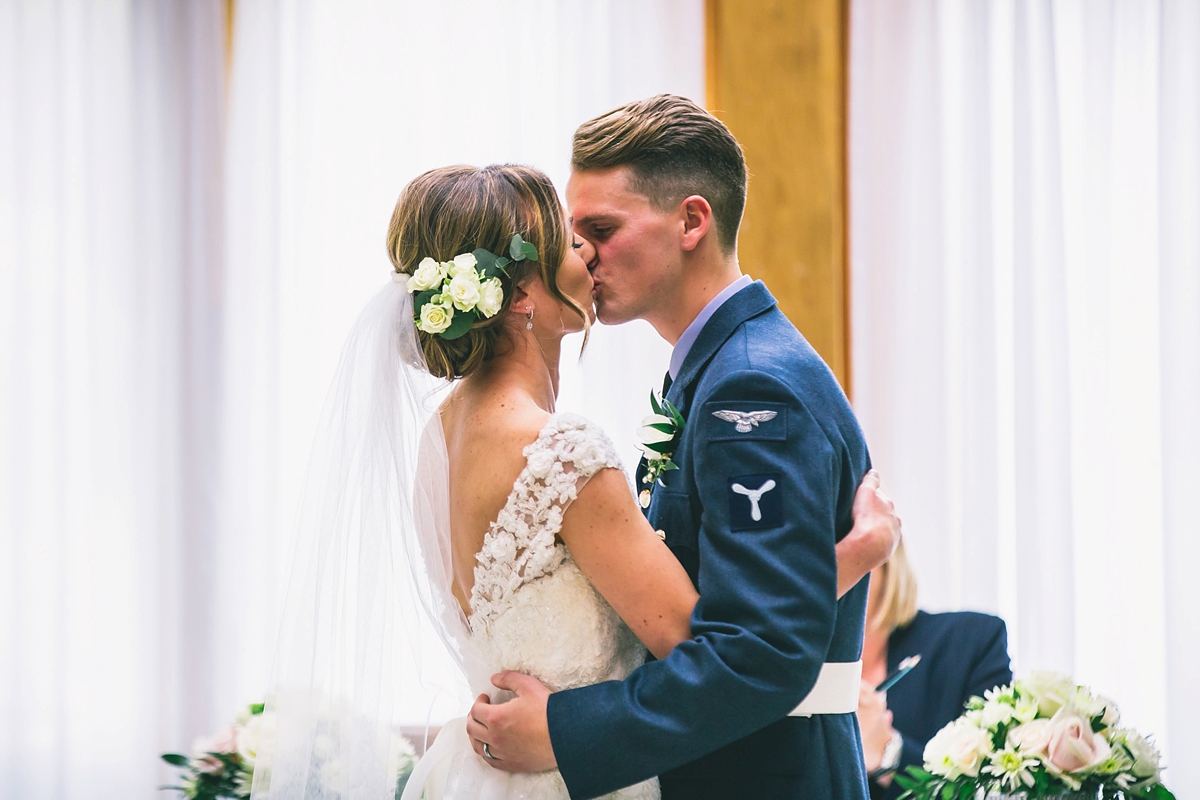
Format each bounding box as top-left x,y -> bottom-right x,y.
236,711 -> 276,770
924,719 -> 992,779
1006,718 -> 1054,757
1016,670 -> 1076,717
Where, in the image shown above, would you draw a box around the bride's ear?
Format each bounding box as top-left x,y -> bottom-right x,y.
509,279 -> 534,316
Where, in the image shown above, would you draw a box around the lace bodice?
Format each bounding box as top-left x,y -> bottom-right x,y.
462,413 -> 657,800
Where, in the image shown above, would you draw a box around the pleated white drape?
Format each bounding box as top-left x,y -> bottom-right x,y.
849,1 -> 1200,793
0,2 -> 228,798
2,2 -> 701,797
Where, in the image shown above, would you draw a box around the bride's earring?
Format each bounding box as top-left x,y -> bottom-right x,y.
526,308 -> 534,330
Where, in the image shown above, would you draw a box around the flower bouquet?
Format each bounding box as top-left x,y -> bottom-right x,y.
162,701 -> 417,800
895,671 -> 1175,800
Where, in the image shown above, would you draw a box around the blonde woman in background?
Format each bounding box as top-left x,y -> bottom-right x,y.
857,542 -> 1013,799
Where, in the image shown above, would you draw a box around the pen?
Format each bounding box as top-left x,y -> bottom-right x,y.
875,654 -> 921,692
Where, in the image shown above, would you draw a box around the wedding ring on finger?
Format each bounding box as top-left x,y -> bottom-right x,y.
482,742 -> 497,761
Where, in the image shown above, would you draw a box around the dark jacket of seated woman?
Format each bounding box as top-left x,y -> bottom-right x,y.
857,543 -> 1013,800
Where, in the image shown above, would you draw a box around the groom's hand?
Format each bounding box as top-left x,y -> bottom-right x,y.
466,671 -> 557,773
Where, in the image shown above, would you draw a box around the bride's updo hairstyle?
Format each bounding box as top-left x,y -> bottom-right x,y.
386,164 -> 587,379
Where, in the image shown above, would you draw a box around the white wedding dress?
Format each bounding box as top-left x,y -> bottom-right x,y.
402,413 -> 661,800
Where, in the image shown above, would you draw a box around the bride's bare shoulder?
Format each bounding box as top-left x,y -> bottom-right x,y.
442,385 -> 549,464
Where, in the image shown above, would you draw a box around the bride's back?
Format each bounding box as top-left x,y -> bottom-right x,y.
439,369 -> 550,616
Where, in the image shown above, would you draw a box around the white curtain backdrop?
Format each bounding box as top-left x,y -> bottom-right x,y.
849,0 -> 1200,794
0,1 -> 228,798
1,2 -> 701,798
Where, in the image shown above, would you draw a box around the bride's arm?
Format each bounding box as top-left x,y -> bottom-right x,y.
559,468 -> 698,661
836,470 -> 901,597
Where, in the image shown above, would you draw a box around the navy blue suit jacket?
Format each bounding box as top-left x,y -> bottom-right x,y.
870,610 -> 1012,800
547,282 -> 873,799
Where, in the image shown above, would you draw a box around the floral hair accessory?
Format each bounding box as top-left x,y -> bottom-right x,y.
404,234 -> 539,340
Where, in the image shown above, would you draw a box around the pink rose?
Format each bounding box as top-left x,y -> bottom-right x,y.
190,724 -> 242,774
1046,711 -> 1111,774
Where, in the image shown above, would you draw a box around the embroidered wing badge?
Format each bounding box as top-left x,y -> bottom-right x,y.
711,409 -> 778,433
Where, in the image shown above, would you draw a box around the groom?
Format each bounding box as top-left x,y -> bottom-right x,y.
468,95 -> 874,799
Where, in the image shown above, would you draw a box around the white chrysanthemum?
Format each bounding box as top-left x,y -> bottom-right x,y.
1013,694 -> 1040,724
1115,728 -> 1162,782
447,272 -> 482,312
984,747 -> 1039,791
235,712 -> 275,769
406,257 -> 447,293
477,277 -> 505,318
418,300 -> 454,335
982,698 -> 1015,729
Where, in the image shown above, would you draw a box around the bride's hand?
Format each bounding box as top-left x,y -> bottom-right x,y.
835,470 -> 901,598
466,671 -> 557,773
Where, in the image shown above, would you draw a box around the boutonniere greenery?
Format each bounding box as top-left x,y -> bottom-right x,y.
636,390 -> 685,508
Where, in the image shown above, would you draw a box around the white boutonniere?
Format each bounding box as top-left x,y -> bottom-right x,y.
635,390 -> 685,508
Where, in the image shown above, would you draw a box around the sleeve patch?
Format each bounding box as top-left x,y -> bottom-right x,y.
728,472 -> 782,530
703,401 -> 788,442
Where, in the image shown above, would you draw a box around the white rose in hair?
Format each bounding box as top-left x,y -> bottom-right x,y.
451,252 -> 478,276
477,278 -> 505,318
447,272 -> 482,312
407,257 -> 447,293
419,301 -> 454,335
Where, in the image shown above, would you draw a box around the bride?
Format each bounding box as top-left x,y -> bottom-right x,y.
250,164 -> 899,800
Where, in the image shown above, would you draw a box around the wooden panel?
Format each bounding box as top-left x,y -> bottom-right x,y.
706,0 -> 850,394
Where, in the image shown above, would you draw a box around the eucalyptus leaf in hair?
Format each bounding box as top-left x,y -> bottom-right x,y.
439,308 -> 476,341
473,248 -> 511,279
508,233 -> 539,263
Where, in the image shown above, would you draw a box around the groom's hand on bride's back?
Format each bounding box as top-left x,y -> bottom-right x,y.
466,671 -> 557,773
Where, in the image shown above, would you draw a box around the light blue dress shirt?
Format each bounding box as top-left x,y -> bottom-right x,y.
668,274 -> 753,379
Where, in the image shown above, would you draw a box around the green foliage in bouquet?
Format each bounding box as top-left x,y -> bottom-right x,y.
895,672 -> 1175,800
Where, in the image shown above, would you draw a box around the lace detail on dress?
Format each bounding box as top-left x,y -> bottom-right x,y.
469,413 -> 627,632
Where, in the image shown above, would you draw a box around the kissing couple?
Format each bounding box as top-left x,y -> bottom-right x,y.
252,95 -> 901,800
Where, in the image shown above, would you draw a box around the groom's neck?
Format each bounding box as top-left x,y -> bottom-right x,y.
649,254 -> 743,346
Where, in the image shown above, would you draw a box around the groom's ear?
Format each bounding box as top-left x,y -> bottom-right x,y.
679,195 -> 714,252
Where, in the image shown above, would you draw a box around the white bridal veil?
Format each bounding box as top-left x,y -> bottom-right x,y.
250,278 -> 490,800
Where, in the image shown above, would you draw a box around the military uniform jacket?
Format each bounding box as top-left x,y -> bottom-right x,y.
547,281 -> 873,799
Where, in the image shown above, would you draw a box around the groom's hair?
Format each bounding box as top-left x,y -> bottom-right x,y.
572,94 -> 747,254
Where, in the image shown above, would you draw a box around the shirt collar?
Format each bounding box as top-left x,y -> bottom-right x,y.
668,274 -> 753,379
